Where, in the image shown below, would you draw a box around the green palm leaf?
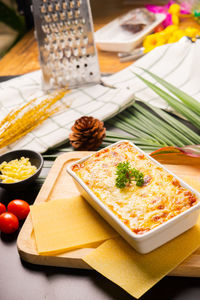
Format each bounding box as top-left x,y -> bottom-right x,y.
140,68 -> 200,115
134,72 -> 200,130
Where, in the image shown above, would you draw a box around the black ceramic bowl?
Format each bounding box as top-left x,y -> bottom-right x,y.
0,149 -> 44,191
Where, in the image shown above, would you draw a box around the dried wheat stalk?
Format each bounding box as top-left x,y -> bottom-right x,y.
0,89 -> 69,149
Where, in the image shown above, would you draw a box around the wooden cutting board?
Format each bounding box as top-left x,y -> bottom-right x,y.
17,152 -> 200,276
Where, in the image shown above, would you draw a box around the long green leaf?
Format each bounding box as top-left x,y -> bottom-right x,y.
132,103 -> 195,145
140,68 -> 200,115
128,107 -> 185,147
107,118 -> 154,140
145,102 -> 200,144
124,109 -> 177,146
117,112 -> 166,144
134,73 -> 200,129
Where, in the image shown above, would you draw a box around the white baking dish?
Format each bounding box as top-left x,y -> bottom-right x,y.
67,141 -> 200,254
95,12 -> 165,52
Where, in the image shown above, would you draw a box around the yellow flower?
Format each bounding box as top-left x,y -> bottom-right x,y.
164,25 -> 179,34
143,33 -> 166,53
185,27 -> 200,38
168,29 -> 185,43
172,14 -> 179,26
168,36 -> 180,43
168,3 -> 180,15
142,17 -> 200,52
172,29 -> 185,39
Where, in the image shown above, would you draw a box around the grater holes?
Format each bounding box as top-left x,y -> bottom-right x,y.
44,43 -> 50,51
68,38 -> 73,47
52,12 -> 58,22
60,38 -> 66,48
55,1 -> 60,11
70,28 -> 75,35
44,13 -> 52,23
81,47 -> 86,55
57,49 -> 63,59
52,39 -> 58,50
57,21 -> 64,31
42,24 -> 50,34
67,9 -> 73,18
84,63 -> 88,68
49,23 -> 59,33
77,0 -> 82,7
72,19 -> 78,26
78,26 -> 83,35
62,2 -> 68,10
65,48 -> 71,58
60,11 -> 66,20
69,0 -> 75,9
54,32 -> 59,40
89,72 -> 93,76
83,36 -> 88,45
76,65 -> 80,69
73,48 -> 79,56
75,8 -> 80,18
40,4 -> 46,13
75,37 -> 80,46
47,3 -> 53,12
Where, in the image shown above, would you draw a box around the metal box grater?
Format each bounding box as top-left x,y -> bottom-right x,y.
32,0 -> 101,91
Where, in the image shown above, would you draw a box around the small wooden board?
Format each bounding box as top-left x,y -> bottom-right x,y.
17,152 -> 200,276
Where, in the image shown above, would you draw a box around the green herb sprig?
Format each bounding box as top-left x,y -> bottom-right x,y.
115,162 -> 144,189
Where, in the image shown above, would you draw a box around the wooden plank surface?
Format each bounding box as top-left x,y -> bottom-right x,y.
17,151 -> 200,276
0,0 -> 200,76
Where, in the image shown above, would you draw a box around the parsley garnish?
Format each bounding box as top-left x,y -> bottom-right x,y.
115,162 -> 144,188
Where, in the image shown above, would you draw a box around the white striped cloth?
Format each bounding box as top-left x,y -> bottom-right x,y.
0,38 -> 199,153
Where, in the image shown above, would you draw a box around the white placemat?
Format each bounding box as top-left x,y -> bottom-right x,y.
0,38 -> 199,153
104,37 -> 200,110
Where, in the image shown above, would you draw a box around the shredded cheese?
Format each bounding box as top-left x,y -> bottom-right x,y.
72,142 -> 199,235
0,157 -> 37,183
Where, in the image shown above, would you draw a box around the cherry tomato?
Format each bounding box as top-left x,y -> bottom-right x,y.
7,199 -> 30,220
0,203 -> 6,215
0,212 -> 19,234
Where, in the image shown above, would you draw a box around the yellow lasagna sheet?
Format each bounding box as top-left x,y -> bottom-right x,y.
83,221 -> 200,299
30,196 -> 117,255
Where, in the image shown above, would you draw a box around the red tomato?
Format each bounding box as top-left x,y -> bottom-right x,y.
7,199 -> 30,220
0,212 -> 19,234
0,203 -> 6,215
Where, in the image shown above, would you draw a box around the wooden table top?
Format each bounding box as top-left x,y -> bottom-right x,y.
0,0 -> 199,76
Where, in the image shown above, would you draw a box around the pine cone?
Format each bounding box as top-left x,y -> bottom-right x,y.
69,116 -> 106,150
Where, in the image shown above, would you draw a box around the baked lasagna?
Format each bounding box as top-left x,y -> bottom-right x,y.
72,142 -> 199,235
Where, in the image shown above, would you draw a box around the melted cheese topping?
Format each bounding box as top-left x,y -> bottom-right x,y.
72,142 -> 199,235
